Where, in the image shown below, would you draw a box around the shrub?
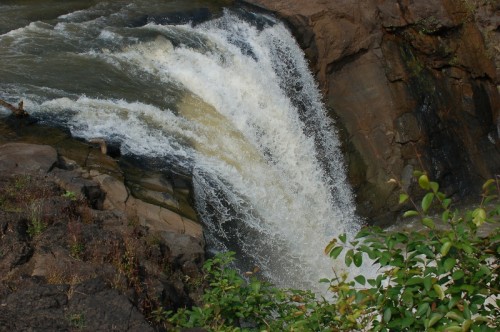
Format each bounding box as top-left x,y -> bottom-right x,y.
157,173 -> 499,331
324,172 -> 499,331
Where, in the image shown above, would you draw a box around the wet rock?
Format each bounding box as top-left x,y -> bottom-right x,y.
94,173 -> 202,238
161,232 -> 205,267
395,113 -> 422,144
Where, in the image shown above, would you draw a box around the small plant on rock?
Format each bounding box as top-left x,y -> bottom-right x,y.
27,202 -> 46,238
67,313 -> 85,329
68,221 -> 85,259
62,190 -> 77,201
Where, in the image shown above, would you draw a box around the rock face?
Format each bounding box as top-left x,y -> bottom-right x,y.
245,0 -> 500,224
0,142 -> 57,174
0,143 -> 205,330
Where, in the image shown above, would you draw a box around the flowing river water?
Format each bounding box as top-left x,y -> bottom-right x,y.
0,0 -> 365,292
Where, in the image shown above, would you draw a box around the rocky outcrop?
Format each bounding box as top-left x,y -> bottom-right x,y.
0,142 -> 57,174
0,143 -> 205,330
244,0 -> 500,224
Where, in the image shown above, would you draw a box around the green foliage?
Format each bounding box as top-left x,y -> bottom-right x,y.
326,173 -> 499,331
27,202 -> 46,238
62,190 -> 77,200
153,252 -> 304,330
70,242 -> 85,259
157,174 -> 499,331
67,313 -> 85,329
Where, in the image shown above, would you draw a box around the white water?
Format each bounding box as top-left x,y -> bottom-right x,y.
0,6 -> 364,291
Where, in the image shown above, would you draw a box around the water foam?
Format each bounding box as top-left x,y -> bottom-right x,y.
7,9 -> 365,292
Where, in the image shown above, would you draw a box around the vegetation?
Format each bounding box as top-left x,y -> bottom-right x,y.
27,201 -> 46,238
154,173 -> 499,331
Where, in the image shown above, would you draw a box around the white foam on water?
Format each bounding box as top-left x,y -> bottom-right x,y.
18,10 -> 369,292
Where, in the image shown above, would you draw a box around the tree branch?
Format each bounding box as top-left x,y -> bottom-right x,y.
0,99 -> 29,117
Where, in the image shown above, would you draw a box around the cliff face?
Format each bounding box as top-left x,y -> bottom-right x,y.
244,0 -> 500,224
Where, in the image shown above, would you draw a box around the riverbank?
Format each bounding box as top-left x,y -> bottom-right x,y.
0,116 -> 205,330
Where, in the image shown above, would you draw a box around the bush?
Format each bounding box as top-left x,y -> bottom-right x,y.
156,174 -> 499,331
324,173 -> 499,331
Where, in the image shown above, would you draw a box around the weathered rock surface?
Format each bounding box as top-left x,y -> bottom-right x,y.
245,0 -> 500,224
0,142 -> 57,174
0,143 -> 205,330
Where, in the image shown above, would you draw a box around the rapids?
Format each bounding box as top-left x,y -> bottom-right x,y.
0,0 -> 364,291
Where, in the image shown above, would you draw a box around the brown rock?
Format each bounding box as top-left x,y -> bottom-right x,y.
0,143 -> 57,174
93,173 -> 203,239
245,0 -> 500,224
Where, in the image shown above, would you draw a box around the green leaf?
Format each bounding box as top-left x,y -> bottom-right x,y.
463,302 -> 471,320
445,311 -> 464,322
324,239 -> 337,255
460,285 -> 475,294
442,198 -> 452,209
421,193 -> 435,212
424,275 -> 432,291
400,316 -> 414,328
407,277 -> 424,286
345,249 -> 354,266
433,284 -> 445,300
484,194 -> 498,204
339,233 -> 347,243
403,210 -> 419,218
399,193 -> 409,204
461,319 -> 472,331
451,270 -> 464,280
428,313 -> 443,328
353,252 -> 363,267
383,307 -> 392,323
413,170 -> 424,178
448,297 -> 460,309
401,290 -> 413,307
418,174 -> 430,190
430,181 -> 439,193
442,210 -> 451,222
443,257 -> 456,272
440,241 -> 452,256
416,302 -> 430,317
472,208 -> 486,227
354,275 -> 366,285
329,246 -> 343,259
482,178 -> 496,191
421,217 -> 435,229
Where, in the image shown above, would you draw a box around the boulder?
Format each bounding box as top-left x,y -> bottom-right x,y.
0,143 -> 57,174
93,173 -> 203,239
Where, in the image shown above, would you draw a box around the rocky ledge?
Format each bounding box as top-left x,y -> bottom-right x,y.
0,142 -> 204,331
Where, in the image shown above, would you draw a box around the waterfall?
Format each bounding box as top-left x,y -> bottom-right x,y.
0,5 -> 363,291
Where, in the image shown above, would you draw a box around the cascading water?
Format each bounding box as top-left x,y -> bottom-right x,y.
0,1 -> 364,292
